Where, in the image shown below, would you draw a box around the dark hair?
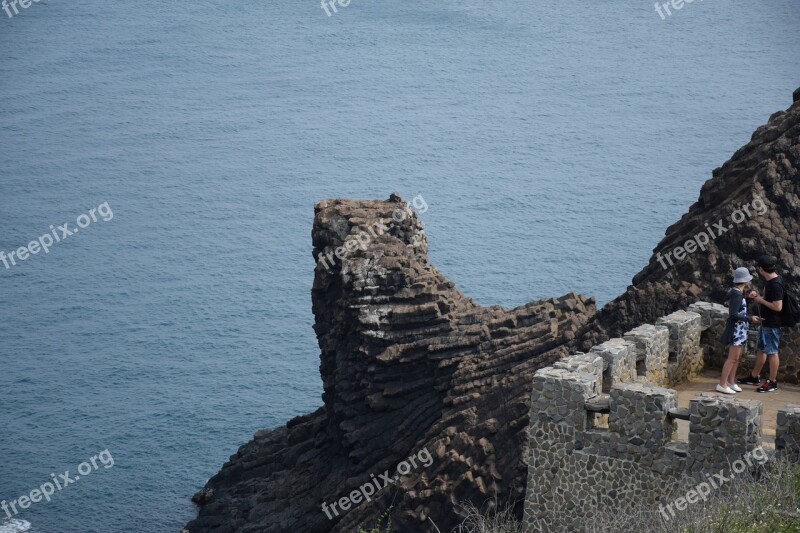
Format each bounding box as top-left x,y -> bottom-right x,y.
758,255 -> 777,273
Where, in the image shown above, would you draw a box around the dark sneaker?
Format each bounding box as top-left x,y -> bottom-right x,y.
757,380 -> 778,393
738,374 -> 761,386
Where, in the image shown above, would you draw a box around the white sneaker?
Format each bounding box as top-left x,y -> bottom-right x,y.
716,384 -> 736,394
728,383 -> 743,392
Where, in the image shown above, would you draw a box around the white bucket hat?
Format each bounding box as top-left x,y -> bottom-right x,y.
733,267 -> 753,284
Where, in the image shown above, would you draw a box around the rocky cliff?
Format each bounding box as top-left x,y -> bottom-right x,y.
578,87 -> 800,377
185,87 -> 799,532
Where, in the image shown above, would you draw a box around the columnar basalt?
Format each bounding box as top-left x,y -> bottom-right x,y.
185,195 -> 595,533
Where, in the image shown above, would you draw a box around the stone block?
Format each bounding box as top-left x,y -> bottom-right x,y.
608,382 -> 677,465
656,310 -> 702,385
688,393 -> 763,471
776,404 -> 800,462
689,301 -> 730,369
590,338 -> 637,392
624,323 -> 670,386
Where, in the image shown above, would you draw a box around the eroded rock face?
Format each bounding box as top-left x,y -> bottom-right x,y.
580,92 -> 800,381
185,195 -> 595,532
185,89 -> 799,532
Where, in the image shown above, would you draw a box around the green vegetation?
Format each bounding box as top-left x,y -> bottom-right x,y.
586,457 -> 800,533
354,460 -> 800,532
356,506 -> 392,533
685,460 -> 800,533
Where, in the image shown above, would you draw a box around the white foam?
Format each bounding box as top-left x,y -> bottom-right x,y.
0,519 -> 32,533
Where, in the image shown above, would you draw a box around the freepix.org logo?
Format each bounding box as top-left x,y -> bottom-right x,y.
321,0 -> 352,17
321,447 -> 434,520
659,446 -> 769,520
2,0 -> 44,19
1,450 -> 115,520
316,195 -> 427,272
655,196 -> 766,271
654,0 -> 704,20
0,202 -> 114,271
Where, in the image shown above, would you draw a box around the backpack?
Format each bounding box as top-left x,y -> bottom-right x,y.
779,281 -> 800,328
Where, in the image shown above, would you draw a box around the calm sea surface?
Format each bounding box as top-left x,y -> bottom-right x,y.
1,1 -> 798,531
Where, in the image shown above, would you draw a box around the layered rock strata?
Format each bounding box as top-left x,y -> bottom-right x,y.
185,195 -> 594,532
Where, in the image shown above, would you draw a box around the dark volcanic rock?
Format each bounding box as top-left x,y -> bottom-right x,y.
184,196 -> 595,532
185,88 -> 800,532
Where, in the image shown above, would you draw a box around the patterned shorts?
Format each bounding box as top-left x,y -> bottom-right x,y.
732,321 -> 748,347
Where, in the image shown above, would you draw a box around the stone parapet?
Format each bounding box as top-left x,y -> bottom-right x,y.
523,301 -> 800,532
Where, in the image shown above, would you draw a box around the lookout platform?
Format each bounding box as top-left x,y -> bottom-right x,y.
675,369 -> 800,449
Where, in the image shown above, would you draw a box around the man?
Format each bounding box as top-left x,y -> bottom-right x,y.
738,255 -> 784,392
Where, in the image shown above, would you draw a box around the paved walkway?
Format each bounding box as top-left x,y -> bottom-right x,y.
674,370 -> 800,449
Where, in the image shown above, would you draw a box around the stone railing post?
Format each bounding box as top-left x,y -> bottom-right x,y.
608,383 -> 676,467
623,324 -> 670,386
656,310 -> 702,385
688,393 -> 762,471
589,338 -> 636,393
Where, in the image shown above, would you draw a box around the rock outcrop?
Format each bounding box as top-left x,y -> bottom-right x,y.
185,195 -> 595,532
185,88 -> 799,532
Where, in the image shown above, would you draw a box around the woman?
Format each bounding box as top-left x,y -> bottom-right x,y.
717,267 -> 761,394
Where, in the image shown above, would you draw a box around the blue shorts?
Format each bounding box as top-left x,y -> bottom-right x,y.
756,326 -> 782,355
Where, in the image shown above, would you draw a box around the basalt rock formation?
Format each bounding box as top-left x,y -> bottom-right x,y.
185,195 -> 595,532
185,88 -> 799,532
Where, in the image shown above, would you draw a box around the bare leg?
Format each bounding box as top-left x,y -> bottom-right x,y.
768,353 -> 779,382
751,350 -> 766,378
720,345 -> 741,388
725,346 -> 744,385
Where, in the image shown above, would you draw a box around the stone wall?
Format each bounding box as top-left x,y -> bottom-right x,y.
523,301 -> 800,532
687,301 -> 728,370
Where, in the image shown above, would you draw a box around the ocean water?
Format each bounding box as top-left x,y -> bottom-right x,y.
1,1 -> 798,531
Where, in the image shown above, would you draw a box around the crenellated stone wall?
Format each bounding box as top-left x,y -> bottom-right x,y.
523,301 -> 800,532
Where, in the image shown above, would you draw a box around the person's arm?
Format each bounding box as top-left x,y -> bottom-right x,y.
754,283 -> 784,312
754,296 -> 783,312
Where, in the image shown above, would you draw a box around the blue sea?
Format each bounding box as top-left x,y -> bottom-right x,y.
1,1 -> 798,531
